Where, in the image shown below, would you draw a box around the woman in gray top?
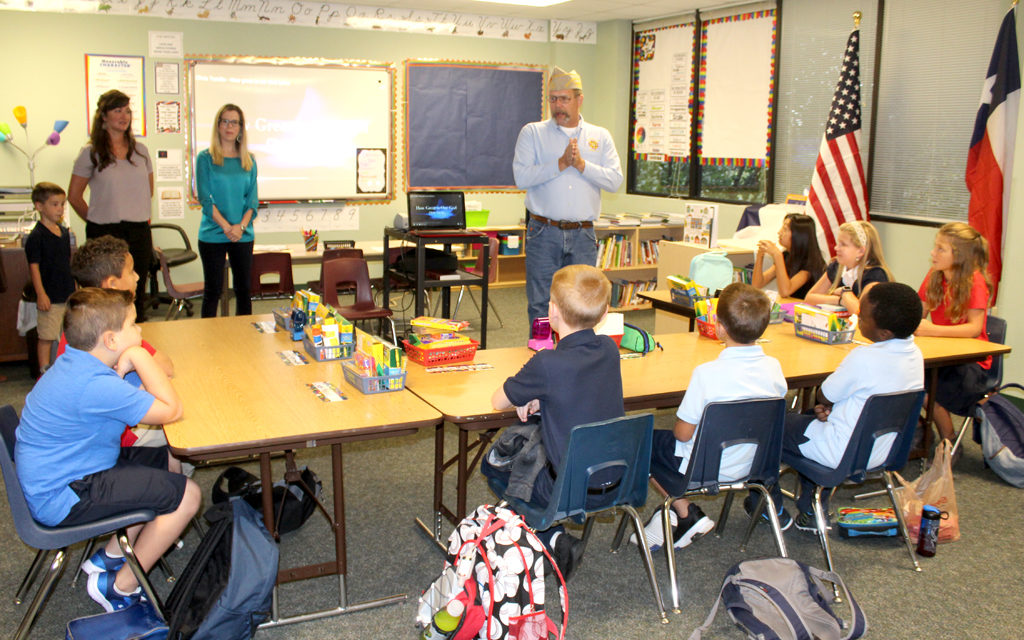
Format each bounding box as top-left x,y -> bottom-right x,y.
68,89 -> 154,320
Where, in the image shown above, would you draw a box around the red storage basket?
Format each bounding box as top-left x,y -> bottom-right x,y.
403,339 -> 479,365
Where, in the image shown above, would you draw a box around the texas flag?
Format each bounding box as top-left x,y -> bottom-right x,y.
966,7 -> 1020,303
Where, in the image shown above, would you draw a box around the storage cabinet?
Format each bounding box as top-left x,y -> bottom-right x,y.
596,224 -> 684,312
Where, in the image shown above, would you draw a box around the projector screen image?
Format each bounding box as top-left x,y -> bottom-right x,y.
408,192 -> 465,229
189,59 -> 392,202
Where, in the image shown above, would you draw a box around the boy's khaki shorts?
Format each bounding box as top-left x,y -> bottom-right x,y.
36,303 -> 67,341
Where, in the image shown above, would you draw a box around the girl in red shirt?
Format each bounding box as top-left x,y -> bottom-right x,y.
915,222 -> 992,442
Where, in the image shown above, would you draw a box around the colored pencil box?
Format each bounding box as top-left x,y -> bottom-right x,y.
836,507 -> 899,538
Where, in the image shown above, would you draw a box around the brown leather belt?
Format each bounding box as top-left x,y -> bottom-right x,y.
530,213 -> 594,230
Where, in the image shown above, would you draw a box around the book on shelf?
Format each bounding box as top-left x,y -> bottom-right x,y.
596,234 -> 632,269
610,278 -> 657,308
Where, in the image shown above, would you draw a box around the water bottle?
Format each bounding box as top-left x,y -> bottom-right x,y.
420,599 -> 464,640
290,308 -> 306,341
916,504 -> 942,557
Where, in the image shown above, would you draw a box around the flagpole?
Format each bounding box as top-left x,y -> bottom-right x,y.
853,11 -> 861,29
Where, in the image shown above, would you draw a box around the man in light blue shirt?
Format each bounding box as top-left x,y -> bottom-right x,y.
513,67 -> 623,326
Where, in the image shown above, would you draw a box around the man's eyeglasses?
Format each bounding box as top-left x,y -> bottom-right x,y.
548,95 -> 575,105
220,118 -> 241,127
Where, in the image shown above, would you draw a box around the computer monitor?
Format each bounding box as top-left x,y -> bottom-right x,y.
407,191 -> 466,230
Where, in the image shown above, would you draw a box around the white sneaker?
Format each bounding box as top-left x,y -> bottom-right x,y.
629,508 -> 678,551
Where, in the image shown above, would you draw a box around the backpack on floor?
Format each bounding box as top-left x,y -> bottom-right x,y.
689,251 -> 734,295
416,504 -> 567,640
974,383 -> 1024,488
688,557 -> 867,640
211,465 -> 322,535
164,500 -> 278,640
65,600 -> 168,640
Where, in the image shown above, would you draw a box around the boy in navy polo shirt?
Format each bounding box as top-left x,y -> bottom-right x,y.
633,283 -> 787,551
16,287 -> 200,612
483,264 -> 624,580
25,182 -> 75,372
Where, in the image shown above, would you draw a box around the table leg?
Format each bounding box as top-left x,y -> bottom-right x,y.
220,262 -> 230,317
920,367 -> 939,457
457,427 -> 470,521
258,443 -> 406,629
259,452 -> 275,538
415,422 -> 448,550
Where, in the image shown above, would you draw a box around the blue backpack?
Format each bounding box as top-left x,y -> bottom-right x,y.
689,251 -> 734,295
974,383 -> 1024,488
165,500 -> 278,640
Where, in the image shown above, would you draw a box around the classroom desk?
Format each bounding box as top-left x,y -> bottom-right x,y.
404,323 -> 1010,545
144,315 -> 441,627
637,289 -> 696,331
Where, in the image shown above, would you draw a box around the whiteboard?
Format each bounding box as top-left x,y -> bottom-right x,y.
188,58 -> 393,202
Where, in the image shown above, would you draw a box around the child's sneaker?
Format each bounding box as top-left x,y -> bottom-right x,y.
86,571 -> 141,613
744,494 -> 793,531
794,511 -> 832,533
671,505 -> 714,549
81,548 -> 126,576
629,508 -> 677,551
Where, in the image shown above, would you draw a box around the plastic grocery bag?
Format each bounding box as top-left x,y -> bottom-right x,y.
894,440 -> 960,544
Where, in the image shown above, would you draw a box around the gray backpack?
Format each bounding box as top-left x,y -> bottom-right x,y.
688,558 -> 867,640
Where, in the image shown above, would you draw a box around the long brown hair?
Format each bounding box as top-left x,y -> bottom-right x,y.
209,104 -> 253,172
924,222 -> 991,322
88,90 -> 139,172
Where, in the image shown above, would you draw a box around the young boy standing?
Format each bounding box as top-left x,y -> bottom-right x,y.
776,282 -> 924,531
634,283 -> 787,550
483,264 -> 624,580
16,288 -> 200,612
25,182 -> 75,371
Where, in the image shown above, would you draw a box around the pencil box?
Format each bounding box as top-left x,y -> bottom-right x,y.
836,507 -> 899,538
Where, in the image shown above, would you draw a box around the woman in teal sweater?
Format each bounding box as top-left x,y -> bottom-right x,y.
196,103 -> 258,317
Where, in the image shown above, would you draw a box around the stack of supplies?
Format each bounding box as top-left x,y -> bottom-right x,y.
404,317 -> 479,366
303,306 -> 354,361
343,328 -> 407,393
694,297 -> 719,340
793,304 -> 857,344
667,274 -> 710,307
274,290 -> 322,340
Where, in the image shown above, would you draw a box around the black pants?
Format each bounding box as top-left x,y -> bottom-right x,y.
198,240 -> 253,317
86,220 -> 152,321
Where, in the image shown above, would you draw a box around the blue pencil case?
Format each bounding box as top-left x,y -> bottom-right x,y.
837,507 -> 899,538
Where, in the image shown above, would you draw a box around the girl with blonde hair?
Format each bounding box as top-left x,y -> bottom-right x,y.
805,220 -> 891,315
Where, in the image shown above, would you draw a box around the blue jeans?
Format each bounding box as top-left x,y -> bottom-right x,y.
524,218 -> 598,327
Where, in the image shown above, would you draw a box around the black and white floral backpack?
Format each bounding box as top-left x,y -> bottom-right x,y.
417,504 -> 567,640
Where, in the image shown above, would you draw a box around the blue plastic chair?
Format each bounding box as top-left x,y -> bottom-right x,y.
0,405 -> 164,639
485,414 -> 668,622
784,390 -> 926,596
648,397 -> 788,612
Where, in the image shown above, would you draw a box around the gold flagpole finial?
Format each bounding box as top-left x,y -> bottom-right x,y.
853,11 -> 862,29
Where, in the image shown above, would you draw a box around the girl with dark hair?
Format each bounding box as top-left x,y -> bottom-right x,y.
752,213 -> 826,299
68,89 -> 154,321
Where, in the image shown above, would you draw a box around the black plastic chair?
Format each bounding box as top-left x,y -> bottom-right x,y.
953,315 -> 1008,454
486,414 -> 668,622
638,398 -> 788,612
784,390 -> 926,596
0,405 -> 164,639
148,223 -> 198,310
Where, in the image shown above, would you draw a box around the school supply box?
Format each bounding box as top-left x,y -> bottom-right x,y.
793,304 -> 857,345
342,328 -> 407,393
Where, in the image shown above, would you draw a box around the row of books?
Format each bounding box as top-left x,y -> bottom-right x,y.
595,212 -> 686,227
638,239 -> 661,265
610,279 -> 657,309
596,234 -> 632,269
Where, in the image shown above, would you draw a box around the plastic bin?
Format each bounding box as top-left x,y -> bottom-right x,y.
696,318 -> 719,340
302,334 -> 354,361
794,322 -> 855,345
273,308 -> 292,331
768,308 -> 785,324
403,339 -> 479,366
342,362 -> 406,394
466,210 -> 490,228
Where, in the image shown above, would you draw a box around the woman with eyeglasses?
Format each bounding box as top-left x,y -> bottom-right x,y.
69,89 -> 154,321
195,104 -> 259,317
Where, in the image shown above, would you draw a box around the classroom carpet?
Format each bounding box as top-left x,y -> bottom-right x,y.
0,287 -> 1021,639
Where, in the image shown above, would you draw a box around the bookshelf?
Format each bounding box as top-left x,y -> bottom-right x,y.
596,223 -> 685,312
458,225 -> 526,288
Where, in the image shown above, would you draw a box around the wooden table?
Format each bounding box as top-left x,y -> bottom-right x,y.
145,315 -> 441,627
404,323 -> 1011,545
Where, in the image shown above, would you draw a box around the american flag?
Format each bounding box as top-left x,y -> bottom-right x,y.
807,29 -> 868,255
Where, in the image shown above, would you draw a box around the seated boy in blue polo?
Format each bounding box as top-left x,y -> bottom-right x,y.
633,283 -> 787,550
482,264 -> 624,580
771,281 -> 924,532
16,287 -> 201,612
